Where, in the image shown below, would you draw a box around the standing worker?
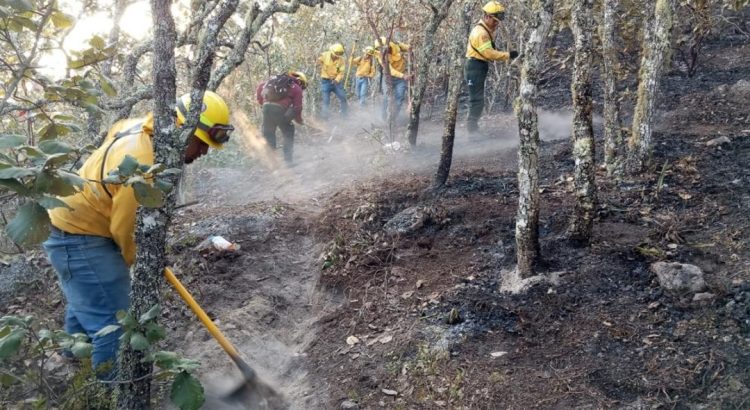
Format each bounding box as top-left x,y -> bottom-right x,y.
350,46 -> 378,107
318,43 -> 348,120
44,91 -> 234,379
465,1 -> 519,135
375,36 -> 411,121
256,71 -> 307,164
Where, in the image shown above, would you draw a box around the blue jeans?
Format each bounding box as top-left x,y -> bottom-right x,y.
44,228 -> 130,378
382,77 -> 408,120
320,78 -> 348,119
356,77 -> 370,106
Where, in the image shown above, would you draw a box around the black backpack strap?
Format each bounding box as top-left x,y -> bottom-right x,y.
470,23 -> 496,59
99,122 -> 145,198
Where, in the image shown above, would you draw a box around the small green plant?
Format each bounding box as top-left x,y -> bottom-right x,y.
0,306 -> 204,410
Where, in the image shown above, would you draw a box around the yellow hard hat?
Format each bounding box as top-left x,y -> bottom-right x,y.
483,1 -> 505,21
364,46 -> 375,55
288,71 -> 308,89
175,90 -> 233,149
330,43 -> 345,55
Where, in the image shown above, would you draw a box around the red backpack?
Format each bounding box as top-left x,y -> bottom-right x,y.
262,74 -> 295,102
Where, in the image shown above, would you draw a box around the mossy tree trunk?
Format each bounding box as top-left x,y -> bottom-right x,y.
600,0 -> 624,176
406,0 -> 454,148
626,0 -> 676,174
116,1 -> 238,408
434,1 -> 472,188
567,0 -> 596,243
514,0 -> 555,278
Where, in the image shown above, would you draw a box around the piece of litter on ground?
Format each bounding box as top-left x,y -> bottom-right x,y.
401,291 -> 414,299
381,389 -> 398,396
379,335 -> 393,344
346,336 -> 360,346
490,351 -> 508,358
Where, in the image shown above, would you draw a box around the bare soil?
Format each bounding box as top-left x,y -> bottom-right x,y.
2,31 -> 749,410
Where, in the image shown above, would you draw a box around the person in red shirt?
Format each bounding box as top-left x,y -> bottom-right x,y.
256,71 -> 307,164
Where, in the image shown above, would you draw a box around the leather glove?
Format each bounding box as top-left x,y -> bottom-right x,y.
509,50 -> 520,59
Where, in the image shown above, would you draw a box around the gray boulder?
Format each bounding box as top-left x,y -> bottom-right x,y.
651,262 -> 706,294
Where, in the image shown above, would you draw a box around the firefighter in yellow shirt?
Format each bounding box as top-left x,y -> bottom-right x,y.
318,43 -> 349,119
465,1 -> 519,134
350,46 -> 377,106
375,37 -> 411,120
44,91 -> 233,378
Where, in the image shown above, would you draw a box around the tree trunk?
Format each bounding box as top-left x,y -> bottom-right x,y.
514,0 -> 554,278
434,1 -> 472,188
116,0 -> 177,407
567,0 -> 596,243
116,0 -> 237,407
406,0 -> 454,148
600,0 -> 623,176
626,0 -> 676,174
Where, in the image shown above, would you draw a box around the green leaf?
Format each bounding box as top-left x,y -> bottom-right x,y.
155,179 -> 173,193
11,16 -> 36,31
37,196 -> 71,210
50,12 -> 74,29
5,202 -> 50,246
39,140 -> 74,155
99,74 -> 117,97
43,152 -> 72,168
133,182 -> 164,208
117,155 -> 139,176
70,341 -> 92,358
144,322 -> 166,343
0,165 -> 36,179
0,327 -> 26,359
116,311 -> 138,329
0,371 -> 22,386
129,332 -> 149,351
55,170 -> 85,190
173,358 -> 200,372
170,371 -> 205,410
0,316 -> 26,327
94,325 -> 121,338
6,0 -> 33,11
139,305 -> 161,324
151,351 -> 179,369
89,35 -> 106,50
0,178 -> 29,195
34,171 -> 83,197
0,134 -> 26,149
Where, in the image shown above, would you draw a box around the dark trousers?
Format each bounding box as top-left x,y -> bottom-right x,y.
464,58 -> 489,132
262,103 -> 295,163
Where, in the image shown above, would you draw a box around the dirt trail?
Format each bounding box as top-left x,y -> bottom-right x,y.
169,109 -> 577,408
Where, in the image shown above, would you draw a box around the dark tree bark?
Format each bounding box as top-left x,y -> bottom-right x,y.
433,1 -> 472,188
116,1 -> 237,408
406,0 -> 454,148
600,0 -> 623,176
626,0 -> 677,174
566,0 -> 596,243
514,0 -> 554,279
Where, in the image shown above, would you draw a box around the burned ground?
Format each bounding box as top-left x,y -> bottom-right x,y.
1,28 -> 749,410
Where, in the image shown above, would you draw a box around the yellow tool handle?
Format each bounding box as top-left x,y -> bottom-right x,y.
164,267 -> 240,359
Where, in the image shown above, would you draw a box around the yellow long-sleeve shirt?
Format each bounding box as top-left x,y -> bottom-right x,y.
318,51 -> 345,82
466,22 -> 510,62
377,42 -> 409,79
49,114 -> 155,266
351,54 -> 377,78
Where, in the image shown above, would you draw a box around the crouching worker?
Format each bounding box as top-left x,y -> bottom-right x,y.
256,71 -> 307,165
44,91 -> 233,379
